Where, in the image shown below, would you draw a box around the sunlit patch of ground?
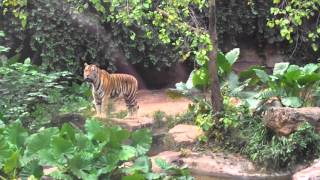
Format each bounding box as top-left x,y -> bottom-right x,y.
112,89 -> 192,117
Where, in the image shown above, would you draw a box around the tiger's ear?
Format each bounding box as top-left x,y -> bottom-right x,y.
84,62 -> 88,66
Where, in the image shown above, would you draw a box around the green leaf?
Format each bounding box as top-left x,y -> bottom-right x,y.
131,129 -> 152,155
109,127 -> 130,148
0,136 -> 13,163
69,154 -> 90,175
217,51 -> 231,75
253,69 -> 269,83
239,65 -> 265,79
51,136 -> 73,155
227,72 -> 239,89
186,70 -> 195,89
273,62 -> 289,76
225,48 -> 240,65
303,64 -> 319,74
273,0 -> 281,4
24,58 -> 31,64
281,97 -> 302,108
298,73 -> 320,85
20,160 -> 43,179
60,123 -> 76,143
245,98 -> 261,110
4,151 -> 20,174
85,119 -> 110,142
25,128 -> 59,157
122,173 -> 145,180
285,65 -> 301,82
0,31 -> 4,37
0,46 -> 10,53
311,43 -> 318,51
131,156 -> 151,173
37,149 -> 57,165
119,145 -> 136,161
5,122 -> 28,148
192,66 -> 210,88
155,158 -> 171,170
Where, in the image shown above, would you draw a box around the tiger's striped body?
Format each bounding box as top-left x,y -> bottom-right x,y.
83,63 -> 138,117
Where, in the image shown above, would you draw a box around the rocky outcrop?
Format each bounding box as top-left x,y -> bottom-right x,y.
110,117 -> 154,131
51,113 -> 86,130
151,151 -> 291,179
263,107 -> 320,136
168,124 -> 204,146
293,160 -> 320,180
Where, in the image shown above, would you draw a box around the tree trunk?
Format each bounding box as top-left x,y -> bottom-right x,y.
208,0 -> 223,114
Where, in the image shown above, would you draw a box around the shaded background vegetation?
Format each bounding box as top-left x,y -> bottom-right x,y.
1,0 -> 319,89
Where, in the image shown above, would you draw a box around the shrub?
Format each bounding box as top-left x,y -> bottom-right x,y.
241,120 -> 320,170
0,58 -> 91,131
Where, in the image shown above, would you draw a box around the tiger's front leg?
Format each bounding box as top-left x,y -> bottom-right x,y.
94,100 -> 103,118
100,96 -> 109,119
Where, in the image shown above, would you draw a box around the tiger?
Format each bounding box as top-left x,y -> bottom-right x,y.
83,63 -> 139,118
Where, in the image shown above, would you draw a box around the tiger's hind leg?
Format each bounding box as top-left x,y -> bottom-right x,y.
125,98 -> 139,118
128,105 -> 139,117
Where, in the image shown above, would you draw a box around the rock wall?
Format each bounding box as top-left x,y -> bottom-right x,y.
114,38 -> 285,89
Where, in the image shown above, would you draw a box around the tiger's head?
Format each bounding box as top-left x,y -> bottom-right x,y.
83,63 -> 99,83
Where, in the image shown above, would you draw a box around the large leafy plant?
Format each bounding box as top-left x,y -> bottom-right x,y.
0,118 -> 193,179
0,121 -> 43,179
173,48 -> 240,93
25,119 -> 152,179
241,62 -> 320,108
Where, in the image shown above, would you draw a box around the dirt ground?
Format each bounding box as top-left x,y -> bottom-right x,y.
113,89 -> 192,117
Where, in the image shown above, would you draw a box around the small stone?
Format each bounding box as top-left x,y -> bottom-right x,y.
168,124 -> 204,145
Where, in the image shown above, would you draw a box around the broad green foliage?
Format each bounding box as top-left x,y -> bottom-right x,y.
268,0 -> 320,51
0,58 -> 91,131
0,121 -> 43,179
241,62 -> 320,107
168,48 -> 241,139
26,120 -> 151,179
173,48 -> 240,91
0,119 -> 193,179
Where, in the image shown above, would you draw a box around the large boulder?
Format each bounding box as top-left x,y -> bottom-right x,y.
263,107 -> 320,136
293,160 -> 320,180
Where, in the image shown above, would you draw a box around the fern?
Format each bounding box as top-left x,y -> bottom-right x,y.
256,88 -> 283,100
